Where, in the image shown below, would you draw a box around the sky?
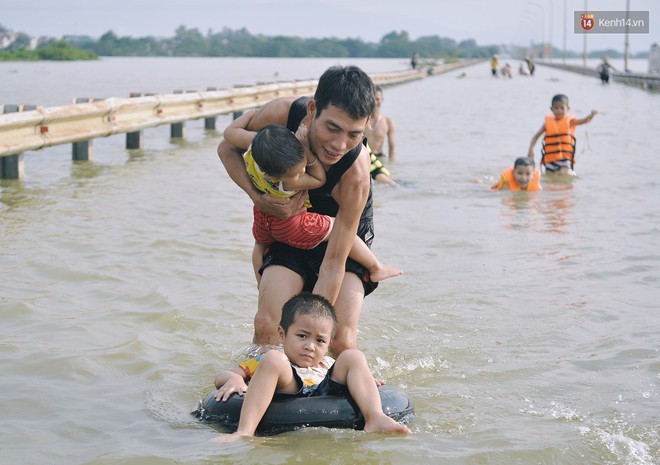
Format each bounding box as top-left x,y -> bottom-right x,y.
1,0 -> 658,54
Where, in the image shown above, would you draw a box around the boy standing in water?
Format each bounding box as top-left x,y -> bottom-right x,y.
213,293 -> 412,438
528,94 -> 597,176
492,157 -> 542,191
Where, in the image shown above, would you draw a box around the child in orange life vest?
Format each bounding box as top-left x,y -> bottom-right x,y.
528,94 -> 597,176
492,157 -> 542,191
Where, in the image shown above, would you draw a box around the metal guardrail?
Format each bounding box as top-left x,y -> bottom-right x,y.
0,61 -> 479,179
535,61 -> 660,91
0,80 -> 318,158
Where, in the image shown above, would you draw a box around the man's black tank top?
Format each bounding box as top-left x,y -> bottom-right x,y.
286,96 -> 373,222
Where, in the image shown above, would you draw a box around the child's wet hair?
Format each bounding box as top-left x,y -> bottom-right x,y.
551,94 -> 569,106
280,292 -> 337,336
514,156 -> 535,168
251,124 -> 304,178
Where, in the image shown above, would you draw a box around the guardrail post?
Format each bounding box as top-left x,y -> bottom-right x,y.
171,90 -> 186,138
126,92 -> 144,149
72,98 -> 94,161
204,87 -> 217,130
0,104 -> 26,179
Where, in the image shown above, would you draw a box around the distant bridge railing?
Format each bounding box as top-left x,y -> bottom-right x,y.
0,61 -> 479,179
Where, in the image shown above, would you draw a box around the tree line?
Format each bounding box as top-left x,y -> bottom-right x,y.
1,25 -> 498,61
3,24 -> 642,61
80,27 -> 499,59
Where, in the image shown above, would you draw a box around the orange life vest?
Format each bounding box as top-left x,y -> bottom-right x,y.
542,115 -> 577,167
492,166 -> 542,191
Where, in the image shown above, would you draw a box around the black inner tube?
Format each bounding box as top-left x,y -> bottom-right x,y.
192,385 -> 414,436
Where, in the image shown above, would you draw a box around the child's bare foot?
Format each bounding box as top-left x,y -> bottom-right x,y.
364,413 -> 412,434
369,263 -> 403,282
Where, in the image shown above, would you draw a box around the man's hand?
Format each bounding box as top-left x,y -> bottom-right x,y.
254,190 -> 307,219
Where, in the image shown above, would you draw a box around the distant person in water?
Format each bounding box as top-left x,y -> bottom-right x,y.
491,55 -> 499,77
525,57 -> 535,75
363,85 -> 399,187
492,157 -> 541,191
411,52 -> 420,70
597,56 -> 616,84
501,63 -> 513,79
519,62 -> 530,76
528,94 -> 597,176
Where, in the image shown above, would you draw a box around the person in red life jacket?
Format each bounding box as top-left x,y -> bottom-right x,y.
492,157 -> 542,191
528,94 -> 597,176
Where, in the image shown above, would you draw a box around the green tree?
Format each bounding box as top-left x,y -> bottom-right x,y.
37,40 -> 96,60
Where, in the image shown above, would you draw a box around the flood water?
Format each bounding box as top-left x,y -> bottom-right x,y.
1,57 -> 658,465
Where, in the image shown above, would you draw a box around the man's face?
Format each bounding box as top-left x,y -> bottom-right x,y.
374,91 -> 384,108
308,102 -> 368,166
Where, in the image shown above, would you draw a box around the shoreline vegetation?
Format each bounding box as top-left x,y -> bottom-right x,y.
0,24 -> 647,62
0,40 -> 97,61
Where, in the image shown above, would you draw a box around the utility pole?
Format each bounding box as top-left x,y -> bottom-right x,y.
582,0 -> 588,66
563,0 -> 567,63
624,0 -> 631,71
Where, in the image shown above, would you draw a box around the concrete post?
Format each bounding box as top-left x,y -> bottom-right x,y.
204,87 -> 217,130
171,90 -> 186,139
72,98 -> 93,160
1,104 -> 26,179
127,92 -> 144,149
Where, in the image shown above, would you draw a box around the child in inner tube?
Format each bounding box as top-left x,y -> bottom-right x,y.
212,292 -> 412,439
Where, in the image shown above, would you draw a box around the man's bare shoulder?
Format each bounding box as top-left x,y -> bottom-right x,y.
336,145 -> 371,192
253,96 -> 299,127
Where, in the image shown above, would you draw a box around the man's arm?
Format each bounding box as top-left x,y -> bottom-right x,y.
386,116 -> 397,161
223,108 -> 257,148
313,145 -> 371,304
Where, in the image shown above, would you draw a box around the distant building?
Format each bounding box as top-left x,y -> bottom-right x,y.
0,31 -> 17,49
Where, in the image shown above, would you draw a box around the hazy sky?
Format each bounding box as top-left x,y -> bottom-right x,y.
2,0 -> 657,54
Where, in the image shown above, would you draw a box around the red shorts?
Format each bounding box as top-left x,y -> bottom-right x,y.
252,206 -> 332,250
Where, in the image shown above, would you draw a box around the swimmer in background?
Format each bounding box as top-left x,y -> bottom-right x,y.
364,86 -> 399,187
491,157 -> 542,191
501,63 -> 513,79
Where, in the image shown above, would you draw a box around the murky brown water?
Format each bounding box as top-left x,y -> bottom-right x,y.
1,57 -> 658,464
